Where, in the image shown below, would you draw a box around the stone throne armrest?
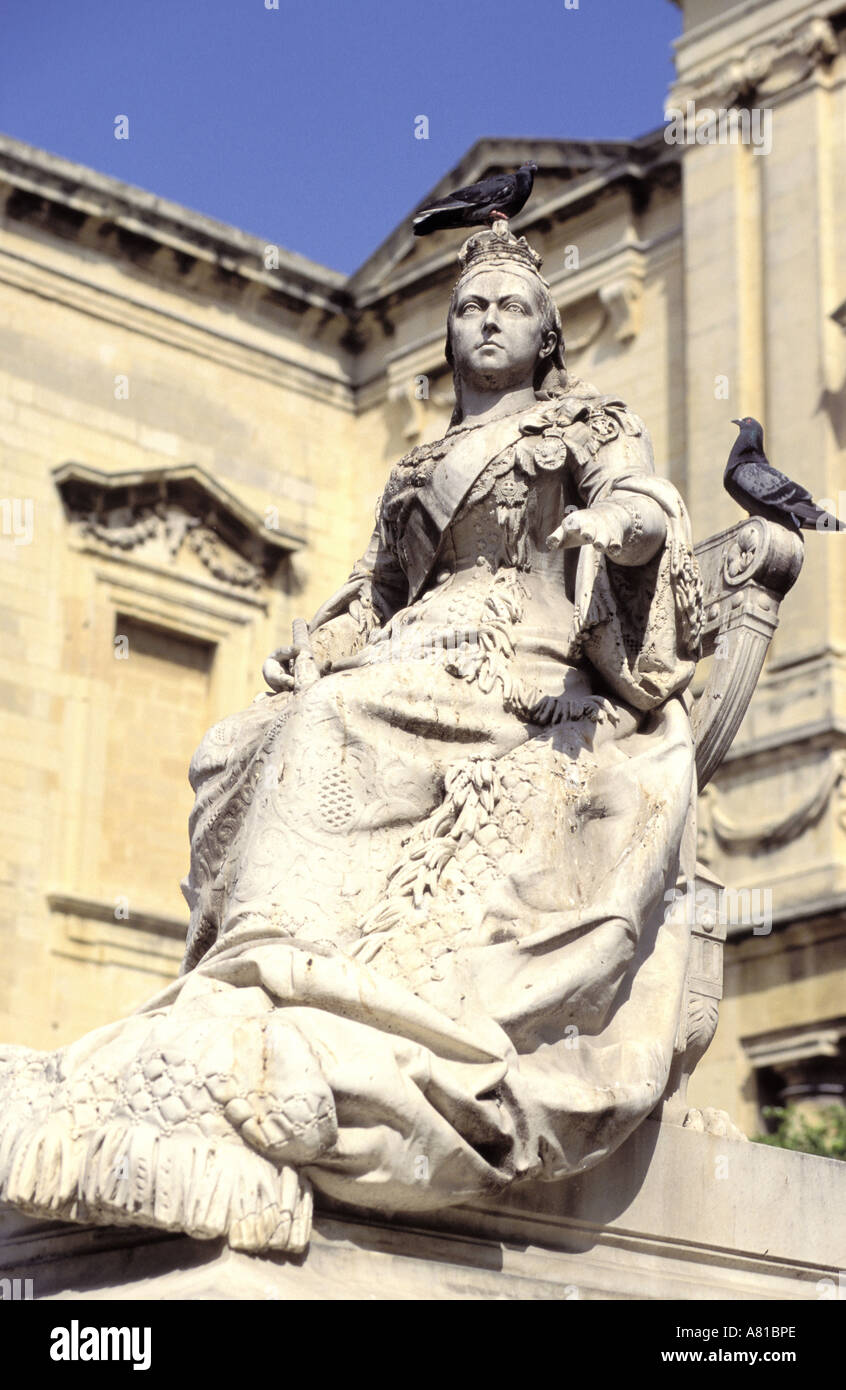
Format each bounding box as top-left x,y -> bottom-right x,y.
659,517 -> 804,1134
691,517 -> 804,792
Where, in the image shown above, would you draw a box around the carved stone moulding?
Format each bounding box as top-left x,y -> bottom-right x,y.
742,1017 -> 846,1114
701,750 -> 846,858
53,462 -> 304,594
597,272 -> 644,344
552,242 -> 647,353
671,14 -> 841,109
696,516 -> 804,636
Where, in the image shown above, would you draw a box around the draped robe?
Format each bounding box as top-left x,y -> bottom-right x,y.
0,387 -> 704,1253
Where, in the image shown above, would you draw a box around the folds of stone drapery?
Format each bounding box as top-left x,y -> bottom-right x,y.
0,628 -> 696,1251
167,640 -> 696,1207
572,474 -> 703,710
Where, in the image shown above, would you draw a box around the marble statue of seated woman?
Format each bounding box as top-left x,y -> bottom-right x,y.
0,225 -> 704,1255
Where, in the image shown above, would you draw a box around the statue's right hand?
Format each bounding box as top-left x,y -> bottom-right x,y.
262,643 -> 299,693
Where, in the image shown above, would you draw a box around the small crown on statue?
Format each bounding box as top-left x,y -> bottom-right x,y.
457,220 -> 547,283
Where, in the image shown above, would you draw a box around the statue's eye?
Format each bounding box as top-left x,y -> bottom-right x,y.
459,302 -> 482,314
505,301 -> 527,314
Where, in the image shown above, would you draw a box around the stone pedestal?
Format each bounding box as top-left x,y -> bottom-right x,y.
1,1119 -> 843,1300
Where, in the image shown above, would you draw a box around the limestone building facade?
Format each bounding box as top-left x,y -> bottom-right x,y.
0,0 -> 844,1136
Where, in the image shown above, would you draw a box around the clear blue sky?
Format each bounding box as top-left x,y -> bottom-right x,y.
0,0 -> 681,275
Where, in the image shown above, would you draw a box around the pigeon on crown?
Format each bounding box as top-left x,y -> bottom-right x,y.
456,220 -> 548,285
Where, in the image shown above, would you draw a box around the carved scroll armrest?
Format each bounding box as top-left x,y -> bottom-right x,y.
691,518 -> 804,791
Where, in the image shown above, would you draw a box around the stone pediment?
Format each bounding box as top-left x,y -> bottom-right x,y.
53,461 -> 303,594
347,132 -> 679,306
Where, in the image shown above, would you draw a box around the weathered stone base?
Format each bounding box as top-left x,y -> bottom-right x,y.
1,1120 -> 843,1300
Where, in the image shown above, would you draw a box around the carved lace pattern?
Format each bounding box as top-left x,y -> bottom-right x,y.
439,565 -> 617,729
670,540 -> 704,656
351,753 -> 534,986
182,702 -> 293,971
377,385 -> 634,565
354,756 -> 505,949
443,569 -> 534,713
0,1013 -> 325,1252
350,735 -> 600,992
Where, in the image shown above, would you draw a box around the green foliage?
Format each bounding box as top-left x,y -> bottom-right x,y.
753,1104 -> 846,1160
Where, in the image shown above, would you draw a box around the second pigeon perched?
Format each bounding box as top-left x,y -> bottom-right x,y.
724,416 -> 844,532
412,163 -> 537,236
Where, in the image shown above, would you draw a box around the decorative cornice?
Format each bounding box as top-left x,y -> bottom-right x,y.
0,133 -> 683,393
0,134 -> 347,317
742,1016 -> 846,1071
671,13 -> 840,106
0,132 -> 680,326
53,461 -> 303,592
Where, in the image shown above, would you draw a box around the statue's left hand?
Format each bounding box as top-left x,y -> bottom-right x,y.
262,645 -> 298,693
546,507 -> 624,558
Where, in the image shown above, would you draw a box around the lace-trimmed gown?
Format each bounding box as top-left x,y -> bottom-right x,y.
0,393 -> 702,1250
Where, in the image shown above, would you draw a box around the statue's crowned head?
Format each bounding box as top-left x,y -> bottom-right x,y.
445,223 -> 565,422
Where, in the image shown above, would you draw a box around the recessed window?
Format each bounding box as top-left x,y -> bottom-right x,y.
99,615 -> 215,921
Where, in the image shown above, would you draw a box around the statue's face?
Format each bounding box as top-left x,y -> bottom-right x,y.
450,268 -> 556,393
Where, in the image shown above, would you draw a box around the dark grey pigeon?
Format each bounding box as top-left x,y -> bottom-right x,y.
412,163 -> 537,237
724,416 -> 844,532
